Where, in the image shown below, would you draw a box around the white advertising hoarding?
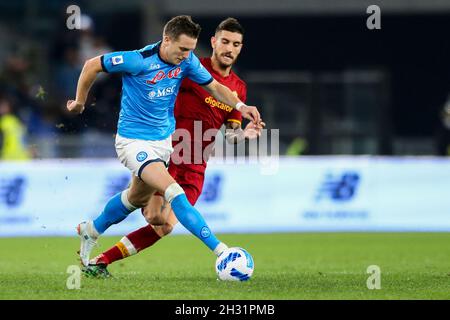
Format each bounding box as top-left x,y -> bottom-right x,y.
0,157 -> 449,236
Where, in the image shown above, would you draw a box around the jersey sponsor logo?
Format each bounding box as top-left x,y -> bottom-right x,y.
146,67 -> 182,84
111,55 -> 124,65
136,151 -> 148,162
204,96 -> 234,113
148,85 -> 177,99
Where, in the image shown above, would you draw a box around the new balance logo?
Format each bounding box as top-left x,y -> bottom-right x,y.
315,171 -> 360,202
105,174 -> 130,199
0,176 -> 26,208
199,174 -> 222,203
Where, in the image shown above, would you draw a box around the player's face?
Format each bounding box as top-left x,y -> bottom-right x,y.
211,30 -> 243,68
163,34 -> 197,65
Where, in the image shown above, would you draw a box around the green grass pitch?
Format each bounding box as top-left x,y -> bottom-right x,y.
0,233 -> 449,299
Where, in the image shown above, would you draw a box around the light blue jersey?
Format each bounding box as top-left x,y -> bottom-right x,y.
101,41 -> 213,140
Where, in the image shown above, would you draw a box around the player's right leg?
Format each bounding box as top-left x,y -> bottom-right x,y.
77,134 -> 164,266
83,194 -> 175,277
84,176 -> 203,277
77,176 -> 155,266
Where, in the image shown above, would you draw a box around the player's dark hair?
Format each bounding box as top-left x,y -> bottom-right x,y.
163,15 -> 201,40
215,18 -> 244,38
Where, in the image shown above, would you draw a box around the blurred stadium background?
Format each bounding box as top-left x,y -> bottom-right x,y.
1,0 -> 450,159
0,0 -> 450,300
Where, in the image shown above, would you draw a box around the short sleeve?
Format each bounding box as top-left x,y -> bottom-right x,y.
185,53 -> 213,86
101,51 -> 144,75
226,109 -> 243,125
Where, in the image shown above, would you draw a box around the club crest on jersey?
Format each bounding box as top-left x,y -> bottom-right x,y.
146,67 -> 181,84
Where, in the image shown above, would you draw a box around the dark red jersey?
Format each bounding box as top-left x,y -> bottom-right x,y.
171,57 -> 247,172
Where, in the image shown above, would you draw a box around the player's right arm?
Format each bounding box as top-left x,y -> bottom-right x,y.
67,56 -> 103,114
67,51 -> 144,114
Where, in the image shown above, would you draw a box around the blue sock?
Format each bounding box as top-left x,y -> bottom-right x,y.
93,192 -> 135,234
171,193 -> 220,251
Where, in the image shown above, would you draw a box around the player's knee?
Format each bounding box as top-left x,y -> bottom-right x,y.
142,202 -> 165,225
159,223 -> 173,236
142,206 -> 152,223
146,213 -> 166,226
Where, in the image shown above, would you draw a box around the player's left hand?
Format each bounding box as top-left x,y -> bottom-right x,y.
243,120 -> 266,140
239,105 -> 261,124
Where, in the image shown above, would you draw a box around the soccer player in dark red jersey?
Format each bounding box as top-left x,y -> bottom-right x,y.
83,18 -> 264,277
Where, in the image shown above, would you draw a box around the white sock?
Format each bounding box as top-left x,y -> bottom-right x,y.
87,220 -> 100,239
213,242 -> 228,256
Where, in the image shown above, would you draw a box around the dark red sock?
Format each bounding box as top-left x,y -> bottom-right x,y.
101,246 -> 124,265
101,225 -> 161,265
126,224 -> 161,252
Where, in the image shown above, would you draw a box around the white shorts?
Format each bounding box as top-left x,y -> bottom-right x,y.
115,134 -> 173,177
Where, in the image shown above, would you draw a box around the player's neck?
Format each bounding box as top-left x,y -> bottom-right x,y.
158,44 -> 172,65
210,57 -> 231,77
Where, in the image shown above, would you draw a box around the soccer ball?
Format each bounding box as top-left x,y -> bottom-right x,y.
215,247 -> 254,281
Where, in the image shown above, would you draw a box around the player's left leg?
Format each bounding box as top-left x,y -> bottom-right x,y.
139,161 -> 226,255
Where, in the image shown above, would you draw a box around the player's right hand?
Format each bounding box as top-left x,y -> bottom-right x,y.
239,105 -> 261,124
66,100 -> 85,114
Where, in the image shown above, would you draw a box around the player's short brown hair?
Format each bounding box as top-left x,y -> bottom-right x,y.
215,18 -> 244,38
163,15 -> 201,40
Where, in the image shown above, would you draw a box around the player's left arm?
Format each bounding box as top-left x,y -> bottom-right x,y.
203,79 -> 260,124
224,83 -> 265,144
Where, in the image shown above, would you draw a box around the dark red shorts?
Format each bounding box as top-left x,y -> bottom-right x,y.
155,162 -> 206,206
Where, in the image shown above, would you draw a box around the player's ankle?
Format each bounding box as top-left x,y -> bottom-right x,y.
87,220 -> 100,239
213,242 -> 228,256
91,253 -> 109,265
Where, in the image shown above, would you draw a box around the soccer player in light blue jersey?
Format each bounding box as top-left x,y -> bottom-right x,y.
67,15 -> 261,266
